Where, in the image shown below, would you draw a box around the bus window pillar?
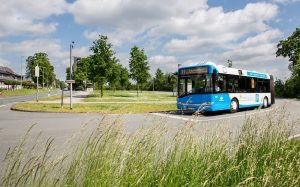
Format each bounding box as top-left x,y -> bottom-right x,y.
212,70 -> 217,93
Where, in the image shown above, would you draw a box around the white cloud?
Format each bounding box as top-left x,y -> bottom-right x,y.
272,0 -> 300,4
0,39 -> 90,79
69,0 -> 207,27
84,29 -> 137,47
220,29 -> 282,66
71,0 -> 208,46
163,3 -> 278,53
149,55 -> 178,74
0,58 -> 11,66
0,0 -> 68,37
165,37 -> 223,53
72,1 -> 279,61
0,39 -> 65,60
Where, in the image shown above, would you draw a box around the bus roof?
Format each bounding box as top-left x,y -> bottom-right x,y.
179,62 -> 270,79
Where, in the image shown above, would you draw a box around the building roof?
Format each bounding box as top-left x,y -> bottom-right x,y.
0,66 -> 20,76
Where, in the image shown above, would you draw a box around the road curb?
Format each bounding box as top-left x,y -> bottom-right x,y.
10,103 -> 173,115
10,103 -> 87,114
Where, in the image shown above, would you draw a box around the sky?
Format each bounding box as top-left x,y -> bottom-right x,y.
0,0 -> 299,81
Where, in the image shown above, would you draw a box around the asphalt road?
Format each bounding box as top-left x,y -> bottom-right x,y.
0,90 -> 60,106
0,98 -> 300,173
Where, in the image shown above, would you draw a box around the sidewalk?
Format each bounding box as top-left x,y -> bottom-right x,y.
30,90 -> 176,104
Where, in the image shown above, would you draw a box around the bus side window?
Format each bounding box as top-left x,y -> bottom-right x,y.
227,75 -> 236,93
217,74 -> 226,92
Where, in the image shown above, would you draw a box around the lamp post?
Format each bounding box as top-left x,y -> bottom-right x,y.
70,41 -> 74,110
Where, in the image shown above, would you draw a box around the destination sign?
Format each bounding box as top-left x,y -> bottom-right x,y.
247,71 -> 267,79
179,66 -> 208,76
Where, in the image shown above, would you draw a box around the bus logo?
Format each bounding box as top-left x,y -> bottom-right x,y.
255,94 -> 259,102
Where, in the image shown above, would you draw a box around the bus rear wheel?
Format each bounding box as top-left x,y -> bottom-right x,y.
230,99 -> 238,113
263,97 -> 268,108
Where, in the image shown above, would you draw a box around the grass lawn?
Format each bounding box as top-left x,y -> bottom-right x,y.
83,90 -> 177,102
38,94 -> 68,101
0,88 -> 54,97
12,102 -> 176,114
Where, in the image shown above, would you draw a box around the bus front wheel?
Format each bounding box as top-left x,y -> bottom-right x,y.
230,99 -> 238,113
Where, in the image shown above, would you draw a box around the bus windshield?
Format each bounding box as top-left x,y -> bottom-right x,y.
178,74 -> 212,96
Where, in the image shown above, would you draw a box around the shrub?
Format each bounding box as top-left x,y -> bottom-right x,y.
22,81 -> 36,89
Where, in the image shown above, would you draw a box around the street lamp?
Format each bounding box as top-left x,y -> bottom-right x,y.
70,41 -> 74,110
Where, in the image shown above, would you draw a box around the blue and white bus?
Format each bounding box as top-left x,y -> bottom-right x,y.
177,62 -> 275,112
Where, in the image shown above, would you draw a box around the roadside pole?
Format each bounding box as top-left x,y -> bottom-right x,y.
35,65 -> 39,102
20,56 -> 24,88
61,89 -> 64,108
69,41 -> 74,110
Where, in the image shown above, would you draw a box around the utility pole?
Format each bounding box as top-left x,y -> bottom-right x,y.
70,41 -> 74,110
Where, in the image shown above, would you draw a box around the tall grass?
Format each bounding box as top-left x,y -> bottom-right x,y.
1,109 -> 300,186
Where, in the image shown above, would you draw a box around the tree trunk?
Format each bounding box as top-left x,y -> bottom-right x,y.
100,84 -> 103,98
173,85 -> 175,96
137,84 -> 139,97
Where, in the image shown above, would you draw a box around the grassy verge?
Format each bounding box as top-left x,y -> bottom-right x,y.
12,103 -> 176,113
83,90 -> 176,102
1,110 -> 299,186
0,89 -> 55,97
38,95 -> 68,101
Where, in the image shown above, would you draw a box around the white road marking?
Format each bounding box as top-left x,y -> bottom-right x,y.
288,133 -> 300,140
0,105 -> 6,108
151,108 -> 274,122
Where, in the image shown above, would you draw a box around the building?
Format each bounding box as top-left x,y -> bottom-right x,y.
0,66 -> 21,89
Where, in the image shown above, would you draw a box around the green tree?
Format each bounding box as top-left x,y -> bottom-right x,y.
107,63 -> 121,91
168,73 -> 177,96
276,27 -> 300,98
26,52 -> 56,87
129,46 -> 150,95
154,68 -> 165,91
73,57 -> 90,90
274,79 -> 285,97
22,81 -> 36,89
89,35 -> 118,97
276,27 -> 300,76
119,66 -> 130,90
66,67 -> 70,81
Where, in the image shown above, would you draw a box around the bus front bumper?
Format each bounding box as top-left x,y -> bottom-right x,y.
177,102 -> 213,112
